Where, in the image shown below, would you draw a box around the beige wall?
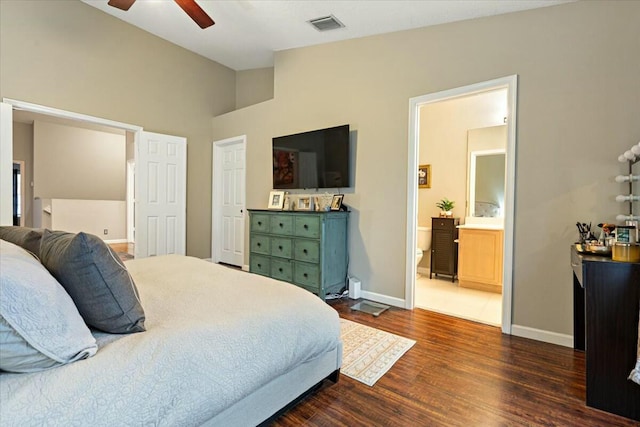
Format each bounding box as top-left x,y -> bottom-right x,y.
0,0 -> 236,257
12,122 -> 34,227
211,1 -> 640,337
34,121 -> 125,200
236,67 -> 275,109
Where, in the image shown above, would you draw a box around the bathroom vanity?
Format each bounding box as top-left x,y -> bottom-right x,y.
457,225 -> 503,293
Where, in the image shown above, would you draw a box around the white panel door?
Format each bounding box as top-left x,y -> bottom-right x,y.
136,131 -> 186,258
0,103 -> 13,226
212,136 -> 245,267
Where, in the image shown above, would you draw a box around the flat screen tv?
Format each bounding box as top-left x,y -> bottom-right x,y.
272,124 -> 350,189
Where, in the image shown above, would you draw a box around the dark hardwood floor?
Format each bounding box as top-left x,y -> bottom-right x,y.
271,298 -> 639,426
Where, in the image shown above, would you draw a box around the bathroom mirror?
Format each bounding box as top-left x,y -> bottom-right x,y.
468,150 -> 506,218
466,125 -> 507,222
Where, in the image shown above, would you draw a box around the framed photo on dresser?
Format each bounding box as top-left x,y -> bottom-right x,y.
268,191 -> 285,210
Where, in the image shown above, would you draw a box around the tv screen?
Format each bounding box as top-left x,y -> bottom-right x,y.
272,124 -> 350,189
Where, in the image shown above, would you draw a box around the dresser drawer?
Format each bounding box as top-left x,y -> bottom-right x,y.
251,214 -> 270,233
294,216 -> 320,238
271,258 -> 293,282
271,237 -> 292,259
294,240 -> 320,263
270,215 -> 294,235
294,262 -> 320,288
432,217 -> 457,230
250,255 -> 270,276
250,234 -> 270,255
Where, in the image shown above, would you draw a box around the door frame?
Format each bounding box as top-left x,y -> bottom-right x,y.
1,97 -> 143,234
405,75 -> 518,335
126,159 -> 135,243
211,135 -> 247,267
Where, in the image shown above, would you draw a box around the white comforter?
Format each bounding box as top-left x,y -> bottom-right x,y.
0,255 -> 341,426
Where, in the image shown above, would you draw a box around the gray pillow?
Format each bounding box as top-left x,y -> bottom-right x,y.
39,230 -> 146,334
0,226 -> 43,257
0,240 -> 98,373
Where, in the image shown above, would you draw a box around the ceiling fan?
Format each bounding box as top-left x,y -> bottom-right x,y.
107,0 -> 215,29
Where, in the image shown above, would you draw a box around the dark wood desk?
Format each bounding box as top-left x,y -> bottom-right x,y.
571,247 -> 640,421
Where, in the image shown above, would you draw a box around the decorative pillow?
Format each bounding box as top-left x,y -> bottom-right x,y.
0,240 -> 98,373
0,226 -> 43,257
39,230 -> 146,334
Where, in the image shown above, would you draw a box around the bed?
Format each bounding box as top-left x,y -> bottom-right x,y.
0,230 -> 342,426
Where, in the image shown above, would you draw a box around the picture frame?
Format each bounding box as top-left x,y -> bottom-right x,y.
296,196 -> 314,211
330,194 -> 344,211
268,191 -> 285,210
418,164 -> 431,189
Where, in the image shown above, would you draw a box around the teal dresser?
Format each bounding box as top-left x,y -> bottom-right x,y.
248,210 -> 349,299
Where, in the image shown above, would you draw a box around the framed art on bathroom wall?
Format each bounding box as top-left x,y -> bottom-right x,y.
419,164 -> 431,189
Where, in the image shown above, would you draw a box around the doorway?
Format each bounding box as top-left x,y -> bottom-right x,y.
405,76 -> 518,334
12,161 -> 25,226
1,98 -> 187,259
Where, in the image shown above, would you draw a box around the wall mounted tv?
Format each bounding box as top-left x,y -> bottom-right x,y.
272,124 -> 350,190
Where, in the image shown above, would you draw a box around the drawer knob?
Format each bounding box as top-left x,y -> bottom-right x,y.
303,224 -> 308,229
279,268 -> 283,272
278,245 -> 283,250
303,249 -> 308,254
257,242 -> 261,247
258,221 -> 262,226
279,223 -> 283,228
303,273 -> 308,278
257,263 -> 261,268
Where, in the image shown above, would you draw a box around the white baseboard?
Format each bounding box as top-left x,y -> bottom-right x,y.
104,238 -> 128,244
242,264 -> 249,272
511,324 -> 573,348
360,290 -> 405,309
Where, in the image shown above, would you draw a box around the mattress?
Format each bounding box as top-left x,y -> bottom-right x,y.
0,255 -> 341,426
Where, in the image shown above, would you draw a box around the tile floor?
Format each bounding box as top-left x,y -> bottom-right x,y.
415,273 -> 502,327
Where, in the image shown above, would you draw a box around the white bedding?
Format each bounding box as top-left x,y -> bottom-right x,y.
0,255 -> 341,426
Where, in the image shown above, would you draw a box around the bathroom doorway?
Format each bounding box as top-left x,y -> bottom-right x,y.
405,76 -> 518,334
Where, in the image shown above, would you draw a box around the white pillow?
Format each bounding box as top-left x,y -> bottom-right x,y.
0,240 -> 98,373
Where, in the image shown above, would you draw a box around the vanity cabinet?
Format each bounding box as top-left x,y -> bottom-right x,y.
458,228 -> 503,293
430,217 -> 459,282
571,247 -> 640,421
248,210 -> 348,299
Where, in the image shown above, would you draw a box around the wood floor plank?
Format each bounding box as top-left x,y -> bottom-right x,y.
270,299 -> 639,426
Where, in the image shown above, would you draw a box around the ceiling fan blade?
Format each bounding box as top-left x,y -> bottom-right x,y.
107,0 -> 136,11
174,0 -> 215,29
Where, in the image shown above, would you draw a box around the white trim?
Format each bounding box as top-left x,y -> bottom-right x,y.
406,75 -> 518,336
104,238 -> 128,244
126,160 -> 135,243
242,264 -> 250,272
212,135 -> 247,264
2,98 -> 142,132
0,103 -> 13,225
511,324 -> 573,348
360,290 -> 405,309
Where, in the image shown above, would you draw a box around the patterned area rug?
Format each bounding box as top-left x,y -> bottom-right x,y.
340,318 -> 416,386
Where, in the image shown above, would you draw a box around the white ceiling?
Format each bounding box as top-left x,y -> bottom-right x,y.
81,0 -> 570,71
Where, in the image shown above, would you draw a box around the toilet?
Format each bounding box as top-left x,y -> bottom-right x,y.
416,226 -> 432,272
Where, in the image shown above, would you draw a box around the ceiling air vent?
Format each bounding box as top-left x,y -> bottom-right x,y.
308,15 -> 345,32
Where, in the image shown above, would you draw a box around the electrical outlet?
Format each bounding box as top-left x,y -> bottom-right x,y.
103,229 -> 108,235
